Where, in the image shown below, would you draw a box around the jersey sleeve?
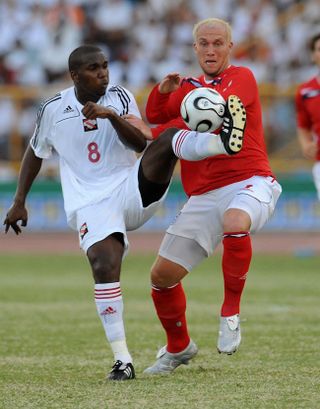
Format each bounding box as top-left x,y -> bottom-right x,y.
146,84 -> 173,123
30,101 -> 54,159
295,86 -> 312,130
146,82 -> 191,124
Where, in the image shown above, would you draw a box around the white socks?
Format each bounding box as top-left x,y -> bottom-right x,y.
172,130 -> 227,160
95,282 -> 132,364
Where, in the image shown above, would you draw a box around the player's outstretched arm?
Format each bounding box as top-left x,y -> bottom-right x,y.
158,72 -> 181,94
4,145 -> 42,235
297,128 -> 317,160
122,114 -> 153,140
82,102 -> 147,152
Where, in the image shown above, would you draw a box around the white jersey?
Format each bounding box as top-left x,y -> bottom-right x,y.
30,85 -> 142,228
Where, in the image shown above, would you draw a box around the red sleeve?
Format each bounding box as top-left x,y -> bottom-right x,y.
151,117 -> 187,139
146,81 -> 194,124
295,86 -> 312,130
145,85 -> 173,123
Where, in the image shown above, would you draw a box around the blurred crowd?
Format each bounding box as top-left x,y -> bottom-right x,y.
1,0 -> 319,88
0,0 -> 319,174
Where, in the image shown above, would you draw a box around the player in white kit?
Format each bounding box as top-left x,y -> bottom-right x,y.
4,45 -> 246,381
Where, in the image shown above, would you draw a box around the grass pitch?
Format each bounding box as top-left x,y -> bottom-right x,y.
0,253 -> 319,409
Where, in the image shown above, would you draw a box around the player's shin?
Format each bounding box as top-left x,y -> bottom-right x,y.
151,282 -> 190,353
94,283 -> 132,364
221,232 -> 252,316
172,130 -> 226,161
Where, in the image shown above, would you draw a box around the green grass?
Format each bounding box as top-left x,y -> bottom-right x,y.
0,253 -> 319,409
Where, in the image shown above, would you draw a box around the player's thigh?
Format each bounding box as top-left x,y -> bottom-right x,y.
158,233 -> 208,274
166,194 -> 223,256
227,176 -> 282,232
76,195 -> 127,254
123,158 -> 169,230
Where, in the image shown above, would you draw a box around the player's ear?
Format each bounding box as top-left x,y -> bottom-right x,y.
193,42 -> 198,53
310,51 -> 315,64
70,70 -> 78,83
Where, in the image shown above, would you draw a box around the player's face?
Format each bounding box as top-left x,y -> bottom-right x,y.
312,39 -> 320,67
72,52 -> 109,102
193,23 -> 233,79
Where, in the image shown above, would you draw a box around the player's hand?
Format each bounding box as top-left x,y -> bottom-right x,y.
158,72 -> 181,94
82,101 -> 114,119
3,203 -> 28,235
122,114 -> 153,140
302,142 -> 317,160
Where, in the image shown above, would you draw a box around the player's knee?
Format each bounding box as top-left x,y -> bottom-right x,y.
89,253 -> 120,283
150,257 -> 185,288
151,263 -> 181,288
150,265 -> 169,287
157,127 -> 180,148
223,208 -> 251,232
159,127 -> 180,140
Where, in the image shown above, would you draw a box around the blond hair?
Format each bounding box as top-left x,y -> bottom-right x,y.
193,18 -> 232,42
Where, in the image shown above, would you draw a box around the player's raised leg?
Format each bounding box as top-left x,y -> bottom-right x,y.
171,95 -> 246,161
139,94 -> 246,186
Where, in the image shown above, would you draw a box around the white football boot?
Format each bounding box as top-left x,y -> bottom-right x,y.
217,314 -> 241,354
144,340 -> 198,375
220,95 -> 246,155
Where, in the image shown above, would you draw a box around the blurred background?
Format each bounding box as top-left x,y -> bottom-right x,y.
0,0 -> 319,234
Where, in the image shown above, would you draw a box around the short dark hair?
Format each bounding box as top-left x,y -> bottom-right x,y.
68,45 -> 103,72
309,33 -> 320,52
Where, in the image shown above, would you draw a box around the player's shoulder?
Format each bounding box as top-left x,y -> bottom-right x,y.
37,92 -> 62,116
180,76 -> 203,88
107,84 -> 134,114
36,87 -> 78,126
229,65 -> 255,79
296,77 -> 317,95
37,86 -> 74,115
108,84 -> 133,100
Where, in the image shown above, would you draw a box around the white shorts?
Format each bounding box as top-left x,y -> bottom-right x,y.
75,159 -> 169,254
165,176 -> 282,257
312,162 -> 320,201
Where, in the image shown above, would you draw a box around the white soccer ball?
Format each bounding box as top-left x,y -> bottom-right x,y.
180,87 -> 226,132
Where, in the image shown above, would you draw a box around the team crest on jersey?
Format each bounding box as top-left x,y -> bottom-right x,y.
80,222 -> 88,239
83,118 -> 98,132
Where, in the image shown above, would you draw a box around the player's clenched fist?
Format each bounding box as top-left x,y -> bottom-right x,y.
82,101 -> 114,119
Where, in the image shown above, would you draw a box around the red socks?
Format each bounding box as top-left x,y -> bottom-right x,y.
221,231 -> 252,317
151,282 -> 190,353
151,231 -> 251,350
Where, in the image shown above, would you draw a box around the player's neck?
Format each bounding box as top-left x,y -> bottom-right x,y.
74,87 -> 101,105
204,64 -> 231,81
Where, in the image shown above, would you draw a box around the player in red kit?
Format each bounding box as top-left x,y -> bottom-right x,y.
296,33 -> 320,200
125,18 -> 282,374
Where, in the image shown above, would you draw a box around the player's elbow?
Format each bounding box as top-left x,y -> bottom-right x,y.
135,139 -> 147,153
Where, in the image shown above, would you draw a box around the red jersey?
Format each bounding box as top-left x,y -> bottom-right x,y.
146,65 -> 273,196
295,76 -> 320,161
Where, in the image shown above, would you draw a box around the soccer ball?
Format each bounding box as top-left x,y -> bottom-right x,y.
180,87 -> 226,132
